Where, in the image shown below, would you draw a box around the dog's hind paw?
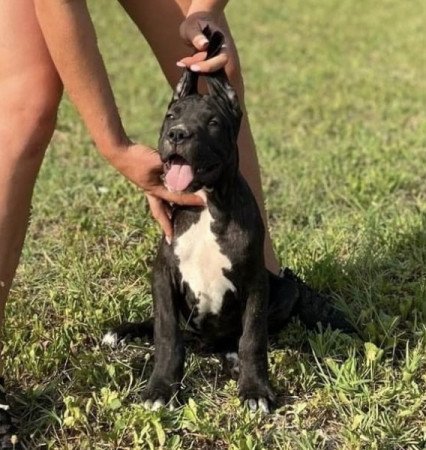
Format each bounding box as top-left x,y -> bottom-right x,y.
222,352 -> 240,380
101,331 -> 120,348
102,320 -> 154,348
143,398 -> 166,411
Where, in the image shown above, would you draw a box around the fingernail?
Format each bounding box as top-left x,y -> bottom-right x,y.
166,236 -> 172,245
176,61 -> 186,68
190,64 -> 201,72
196,37 -> 209,47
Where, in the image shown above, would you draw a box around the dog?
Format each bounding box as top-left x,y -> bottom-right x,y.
103,29 -> 352,413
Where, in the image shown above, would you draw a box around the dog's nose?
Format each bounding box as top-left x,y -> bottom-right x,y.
167,126 -> 192,144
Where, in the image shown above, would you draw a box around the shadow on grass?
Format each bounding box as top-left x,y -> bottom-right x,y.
306,212 -> 426,348
11,380 -> 63,448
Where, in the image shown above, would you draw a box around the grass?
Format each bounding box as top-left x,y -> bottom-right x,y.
4,0 -> 426,448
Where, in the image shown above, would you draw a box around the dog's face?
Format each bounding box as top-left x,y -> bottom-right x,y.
159,70 -> 242,193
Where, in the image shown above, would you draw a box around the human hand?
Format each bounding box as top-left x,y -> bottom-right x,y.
105,143 -> 205,240
178,12 -> 228,72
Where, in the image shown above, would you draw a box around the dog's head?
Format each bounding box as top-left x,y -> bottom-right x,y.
159,67 -> 242,193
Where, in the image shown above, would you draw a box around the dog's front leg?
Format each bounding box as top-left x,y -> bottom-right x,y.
141,266 -> 184,410
238,274 -> 275,413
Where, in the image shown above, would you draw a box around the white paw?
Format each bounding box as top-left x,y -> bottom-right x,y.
101,331 -> 119,348
225,352 -> 240,378
246,397 -> 270,414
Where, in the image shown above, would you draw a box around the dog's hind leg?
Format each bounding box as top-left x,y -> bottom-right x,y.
267,268 -> 354,333
267,270 -> 299,334
102,319 -> 154,348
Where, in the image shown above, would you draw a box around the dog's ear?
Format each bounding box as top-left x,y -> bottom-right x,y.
206,72 -> 242,123
203,27 -> 242,122
172,69 -> 198,102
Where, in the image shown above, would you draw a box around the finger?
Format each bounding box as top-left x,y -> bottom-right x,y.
164,203 -> 173,220
180,18 -> 209,49
153,186 -> 205,207
189,53 -> 229,73
192,33 -> 209,51
147,195 -> 173,239
177,51 -> 208,68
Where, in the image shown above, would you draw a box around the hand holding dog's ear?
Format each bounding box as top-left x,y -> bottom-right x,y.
178,13 -> 228,73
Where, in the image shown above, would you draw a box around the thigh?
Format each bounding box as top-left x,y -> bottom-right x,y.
0,0 -> 59,78
0,0 -> 62,119
119,0 -> 242,91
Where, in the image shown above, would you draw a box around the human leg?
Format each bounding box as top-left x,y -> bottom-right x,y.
0,1 -> 63,444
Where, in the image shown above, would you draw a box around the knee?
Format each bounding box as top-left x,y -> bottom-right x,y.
2,67 -> 63,160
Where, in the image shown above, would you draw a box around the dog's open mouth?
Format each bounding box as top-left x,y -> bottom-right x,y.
163,154 -> 222,192
163,155 -> 194,192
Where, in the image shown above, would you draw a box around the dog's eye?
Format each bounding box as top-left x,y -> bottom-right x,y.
208,118 -> 219,127
166,113 -> 175,120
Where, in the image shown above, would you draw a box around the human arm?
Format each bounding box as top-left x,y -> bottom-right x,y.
33,0 -> 204,238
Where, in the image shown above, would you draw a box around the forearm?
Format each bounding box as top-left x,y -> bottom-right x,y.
188,0 -> 228,16
34,0 -> 128,156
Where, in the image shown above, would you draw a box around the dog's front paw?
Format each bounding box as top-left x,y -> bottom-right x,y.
141,377 -> 181,411
239,379 -> 275,414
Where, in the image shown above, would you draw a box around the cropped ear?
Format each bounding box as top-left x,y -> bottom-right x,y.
206,71 -> 242,123
202,27 -> 242,123
171,69 -> 198,102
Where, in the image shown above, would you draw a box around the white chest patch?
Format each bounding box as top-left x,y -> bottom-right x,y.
174,205 -> 236,325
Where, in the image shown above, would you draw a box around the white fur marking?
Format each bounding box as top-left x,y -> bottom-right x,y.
225,352 -> 240,376
174,202 -> 236,325
0,403 -> 10,411
102,332 -> 118,348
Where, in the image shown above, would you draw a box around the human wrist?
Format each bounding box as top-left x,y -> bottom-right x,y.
96,122 -> 132,161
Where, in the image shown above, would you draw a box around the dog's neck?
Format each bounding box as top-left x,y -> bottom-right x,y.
199,169 -> 244,215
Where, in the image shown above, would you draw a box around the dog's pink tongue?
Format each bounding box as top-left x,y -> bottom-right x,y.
164,158 -> 194,192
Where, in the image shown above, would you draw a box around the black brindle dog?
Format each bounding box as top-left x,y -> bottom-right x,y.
103,29 -> 351,413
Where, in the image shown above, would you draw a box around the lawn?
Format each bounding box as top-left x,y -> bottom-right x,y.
5,0 -> 426,448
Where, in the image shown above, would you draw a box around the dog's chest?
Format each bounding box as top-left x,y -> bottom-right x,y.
174,207 -> 236,325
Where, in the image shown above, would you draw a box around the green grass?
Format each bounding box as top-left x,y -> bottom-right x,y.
5,0 -> 426,448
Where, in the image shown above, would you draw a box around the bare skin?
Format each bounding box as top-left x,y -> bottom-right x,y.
0,0 -> 279,375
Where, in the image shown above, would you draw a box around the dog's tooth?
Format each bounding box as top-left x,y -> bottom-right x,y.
101,331 -> 118,348
258,398 -> 270,414
152,399 -> 165,411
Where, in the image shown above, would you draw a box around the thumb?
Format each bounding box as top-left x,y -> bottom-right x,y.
180,18 -> 209,50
